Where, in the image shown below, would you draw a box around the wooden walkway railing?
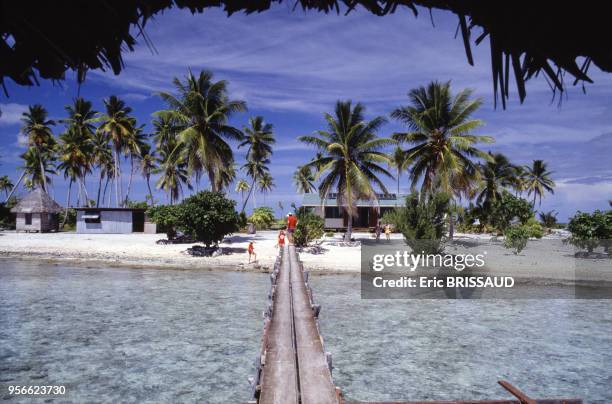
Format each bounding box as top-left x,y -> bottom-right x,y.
243,245 -> 581,404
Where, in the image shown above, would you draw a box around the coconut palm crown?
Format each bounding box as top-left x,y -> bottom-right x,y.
156,70 -> 246,192
299,100 -> 395,240
391,81 -> 493,198
523,159 -> 555,206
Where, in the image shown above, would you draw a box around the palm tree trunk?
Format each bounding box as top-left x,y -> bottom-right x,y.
113,148 -> 120,207
146,175 -> 154,207
207,166 -> 217,192
124,157 -> 135,205
397,169 -> 400,207
62,179 -> 73,228
80,176 -> 91,207
5,171 -> 26,202
345,212 -> 353,242
448,199 -> 455,241
102,176 -> 110,207
96,170 -> 104,207
241,178 -> 257,213
36,145 -> 47,192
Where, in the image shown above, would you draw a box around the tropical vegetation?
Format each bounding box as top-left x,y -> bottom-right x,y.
299,100 -> 394,241
1,74 -> 575,245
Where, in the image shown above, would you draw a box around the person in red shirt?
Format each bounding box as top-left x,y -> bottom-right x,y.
277,230 -> 286,249
248,241 -> 257,263
286,213 -> 298,244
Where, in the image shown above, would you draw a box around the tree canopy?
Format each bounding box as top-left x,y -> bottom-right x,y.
2,1 -> 610,107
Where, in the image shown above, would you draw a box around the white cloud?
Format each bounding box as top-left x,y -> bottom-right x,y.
0,103 -> 28,126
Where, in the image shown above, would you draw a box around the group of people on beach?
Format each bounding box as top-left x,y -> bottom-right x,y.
374,222 -> 392,241
248,212 -> 298,263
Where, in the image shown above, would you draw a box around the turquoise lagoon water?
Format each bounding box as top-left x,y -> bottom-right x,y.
1,260 -> 611,403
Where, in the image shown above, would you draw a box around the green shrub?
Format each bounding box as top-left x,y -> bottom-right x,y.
175,191 -> 240,247
524,217 -> 544,239
381,208 -> 403,230
127,200 -> 149,209
488,191 -> 534,233
237,211 -> 248,229
567,210 -> 612,253
396,192 -> 449,254
503,225 -> 530,254
324,231 -> 335,237
294,211 -> 325,247
0,200 -> 16,229
249,207 -> 276,230
147,204 -> 180,239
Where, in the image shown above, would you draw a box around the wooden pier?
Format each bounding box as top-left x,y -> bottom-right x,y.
244,245 -> 581,404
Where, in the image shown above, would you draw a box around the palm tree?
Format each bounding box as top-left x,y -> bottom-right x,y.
215,162 -> 236,192
388,146 -> 410,202
523,159 -> 555,206
61,98 -> 97,138
157,70 -> 246,192
155,138 -> 191,204
152,114 -> 178,150
91,131 -> 113,207
20,105 -> 56,192
20,147 -> 56,191
140,144 -> 157,206
57,127 -> 93,217
476,152 -> 518,208
238,116 -> 275,212
258,172 -> 275,204
235,179 -> 250,207
391,81 -> 493,239
60,98 -> 98,207
0,176 -> 13,198
293,165 -> 316,194
98,95 -> 135,207
299,100 -> 394,241
391,81 -> 493,195
123,125 -> 148,205
242,158 -> 270,210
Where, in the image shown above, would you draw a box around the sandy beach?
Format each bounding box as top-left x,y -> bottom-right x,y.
0,230 -> 610,284
0,230 -> 362,273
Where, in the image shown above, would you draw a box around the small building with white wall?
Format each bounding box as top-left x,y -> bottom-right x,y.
75,207 -> 154,234
10,188 -> 62,232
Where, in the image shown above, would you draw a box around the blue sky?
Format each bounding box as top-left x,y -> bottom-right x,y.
1,5 -> 611,220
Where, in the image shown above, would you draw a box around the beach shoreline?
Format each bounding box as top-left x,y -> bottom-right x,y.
0,230 -> 610,284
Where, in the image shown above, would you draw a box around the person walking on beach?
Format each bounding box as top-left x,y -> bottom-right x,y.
277,230 -> 286,249
286,212 -> 298,244
384,223 -> 391,241
248,241 -> 257,263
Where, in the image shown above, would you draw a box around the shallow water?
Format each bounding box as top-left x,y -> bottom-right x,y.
0,260 -> 267,403
310,274 -> 612,403
1,261 -> 611,403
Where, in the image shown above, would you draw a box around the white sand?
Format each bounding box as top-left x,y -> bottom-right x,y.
0,230 -> 610,283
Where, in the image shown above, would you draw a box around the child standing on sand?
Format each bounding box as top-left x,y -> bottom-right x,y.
248,241 -> 257,263
385,224 -> 391,241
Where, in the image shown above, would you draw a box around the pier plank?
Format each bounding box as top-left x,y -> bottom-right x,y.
289,245 -> 340,404
258,246 -> 299,404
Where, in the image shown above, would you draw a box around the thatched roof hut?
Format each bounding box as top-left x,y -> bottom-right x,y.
10,188 -> 62,232
1,1 -> 610,107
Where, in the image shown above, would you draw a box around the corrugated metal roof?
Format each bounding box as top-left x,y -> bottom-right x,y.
301,193 -> 404,207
